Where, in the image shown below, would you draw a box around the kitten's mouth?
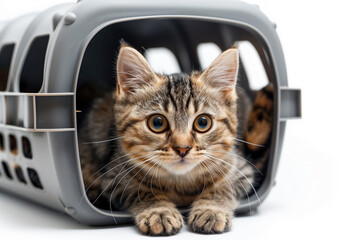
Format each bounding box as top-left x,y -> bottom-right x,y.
172,157 -> 188,165
162,157 -> 197,175
177,158 -> 189,165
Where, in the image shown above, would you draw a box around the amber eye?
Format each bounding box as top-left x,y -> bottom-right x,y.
193,114 -> 212,133
147,114 -> 169,133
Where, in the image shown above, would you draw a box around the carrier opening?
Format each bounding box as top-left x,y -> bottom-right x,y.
76,18 -> 275,211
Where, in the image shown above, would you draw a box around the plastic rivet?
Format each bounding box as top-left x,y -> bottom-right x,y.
65,206 -> 76,215
52,13 -> 63,30
64,13 -> 76,25
273,22 -> 277,29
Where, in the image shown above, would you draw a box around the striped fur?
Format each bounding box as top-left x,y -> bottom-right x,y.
79,46 -> 271,235
244,84 -> 274,171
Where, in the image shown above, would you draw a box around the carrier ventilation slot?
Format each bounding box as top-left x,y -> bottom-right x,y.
237,41 -> 269,90
27,168 -> 43,189
9,134 -> 17,155
144,48 -> 181,74
20,35 -> 49,92
15,165 -> 27,184
0,44 -> 15,91
197,42 -> 222,70
2,161 -> 13,180
0,133 -> 4,151
21,136 -> 32,159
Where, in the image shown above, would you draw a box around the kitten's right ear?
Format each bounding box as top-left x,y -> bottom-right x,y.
116,46 -> 159,96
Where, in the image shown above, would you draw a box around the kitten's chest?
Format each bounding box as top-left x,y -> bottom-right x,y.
167,192 -> 197,207
163,188 -> 200,207
157,177 -> 207,207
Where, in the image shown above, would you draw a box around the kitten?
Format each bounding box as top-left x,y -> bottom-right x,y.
80,45 -> 260,235
244,84 -> 274,171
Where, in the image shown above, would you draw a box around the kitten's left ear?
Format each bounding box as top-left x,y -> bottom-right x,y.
199,47 -> 239,97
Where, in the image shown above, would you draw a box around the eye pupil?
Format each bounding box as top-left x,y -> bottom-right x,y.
148,114 -> 168,133
198,117 -> 208,128
193,115 -> 212,133
153,117 -> 164,129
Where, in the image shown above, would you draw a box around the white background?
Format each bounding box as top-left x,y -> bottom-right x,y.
1,0 -> 360,239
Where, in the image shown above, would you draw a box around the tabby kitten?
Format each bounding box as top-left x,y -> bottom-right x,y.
244,84 -> 274,171
80,45 -> 258,235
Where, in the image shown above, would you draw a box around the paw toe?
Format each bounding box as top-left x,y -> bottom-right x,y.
136,208 -> 183,236
188,208 -> 231,234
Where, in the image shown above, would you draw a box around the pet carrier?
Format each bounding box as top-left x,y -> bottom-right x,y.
0,0 -> 301,225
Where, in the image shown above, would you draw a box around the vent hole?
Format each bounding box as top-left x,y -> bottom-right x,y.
22,137 -> 32,159
144,48 -> 181,74
0,44 -> 15,91
0,133 -> 4,151
237,41 -> 269,90
2,161 -> 13,180
27,168 -> 43,189
20,35 -> 49,92
9,134 -> 17,155
15,165 -> 27,184
197,42 -> 222,70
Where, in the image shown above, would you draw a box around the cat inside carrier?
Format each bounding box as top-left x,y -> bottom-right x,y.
0,0 -> 300,229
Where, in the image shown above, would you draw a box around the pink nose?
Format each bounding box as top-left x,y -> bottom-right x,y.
173,146 -> 192,158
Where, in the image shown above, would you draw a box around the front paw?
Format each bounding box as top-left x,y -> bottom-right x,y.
135,206 -> 183,236
188,206 -> 232,234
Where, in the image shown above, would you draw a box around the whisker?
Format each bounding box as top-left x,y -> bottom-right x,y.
119,156 -> 157,205
150,162 -> 161,201
198,162 -> 207,199
233,137 -> 265,148
198,161 -> 215,201
205,153 -> 261,205
91,156 -> 153,206
206,149 -> 263,176
137,161 -> 159,203
107,156 -> 156,224
82,136 -> 123,144
205,156 -> 252,212
91,161 -> 138,205
87,150 -> 154,181
204,158 -> 236,197
82,152 -> 154,202
109,157 -> 157,223
80,158 -> 133,204
157,163 -> 163,192
206,159 -> 245,211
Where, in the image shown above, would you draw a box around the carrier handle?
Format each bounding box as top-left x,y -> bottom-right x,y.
0,92 -> 75,132
279,87 -> 302,120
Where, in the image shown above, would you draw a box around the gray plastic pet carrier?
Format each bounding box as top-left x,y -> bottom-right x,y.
0,0 -> 301,225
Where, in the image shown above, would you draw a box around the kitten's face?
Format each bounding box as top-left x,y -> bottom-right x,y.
115,46 -> 239,176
